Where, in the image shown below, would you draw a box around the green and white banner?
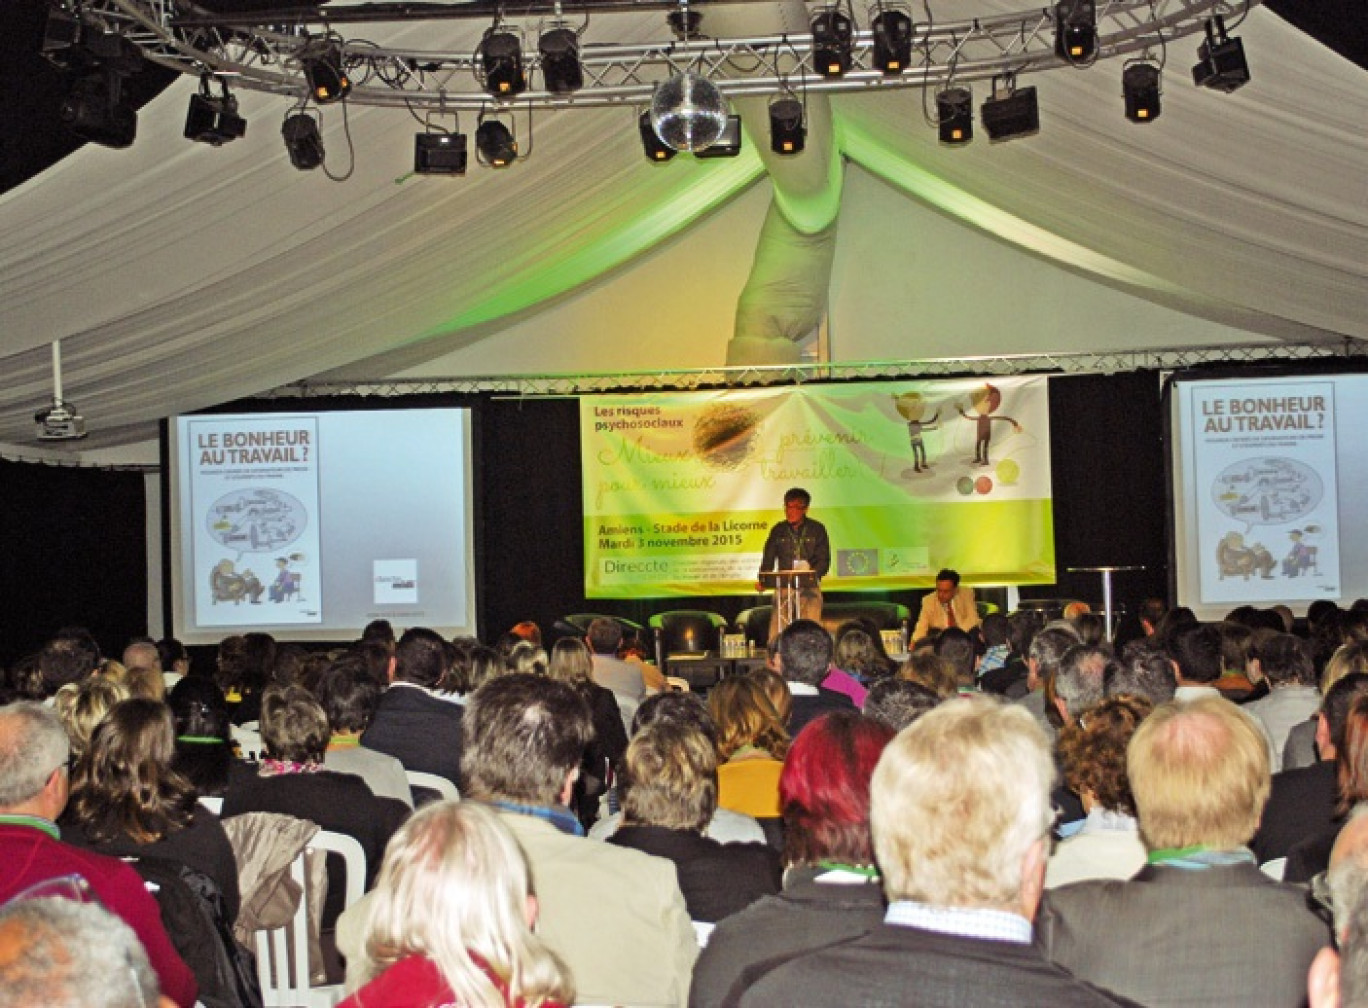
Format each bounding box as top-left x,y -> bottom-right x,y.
581,378 -> 1055,598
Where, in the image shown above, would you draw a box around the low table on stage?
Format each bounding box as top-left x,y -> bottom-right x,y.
759,568 -> 819,637
1067,565 -> 1146,639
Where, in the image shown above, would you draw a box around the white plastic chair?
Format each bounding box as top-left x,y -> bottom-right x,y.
232,721 -> 264,762
254,830 -> 365,1008
404,770 -> 459,804
1260,857 -> 1287,881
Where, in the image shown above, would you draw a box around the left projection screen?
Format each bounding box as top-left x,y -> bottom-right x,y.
168,408 -> 476,645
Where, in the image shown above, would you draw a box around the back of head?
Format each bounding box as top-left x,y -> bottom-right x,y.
863,679 -> 941,734
933,628 -> 975,683
361,619 -> 396,650
778,619 -> 834,687
509,621 -> 543,648
1256,632 -> 1314,687
833,628 -> 890,681
1108,641 -> 1178,706
898,650 -> 958,700
467,645 -> 504,692
360,800 -> 571,1007
122,640 -> 162,674
460,673 -> 592,806
980,613 -> 1010,649
1055,645 -> 1114,718
1327,643 -> 1368,694
0,701 -> 70,809
620,721 -> 718,832
167,677 -> 233,797
1170,623 -> 1225,683
782,711 -> 893,867
1338,694 -> 1368,815
1325,674 -> 1368,754
39,632 -> 102,695
707,675 -> 789,760
1217,621 -> 1255,677
548,639 -> 595,689
1057,694 -> 1153,817
259,685 -> 329,763
1071,612 -> 1108,649
1028,624 -> 1083,678
53,675 -> 128,759
586,618 -> 623,656
394,627 -> 448,688
1127,697 -> 1269,851
872,696 -> 1053,908
0,897 -> 160,1008
631,691 -> 715,744
315,652 -> 384,734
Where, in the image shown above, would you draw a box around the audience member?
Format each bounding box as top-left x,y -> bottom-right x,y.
862,678 -> 940,733
932,626 -> 976,690
0,702 -> 196,1006
1105,641 -> 1178,707
52,674 -> 127,760
337,800 -> 573,1008
547,637 -> 629,829
610,721 -> 780,927
709,675 -> 789,821
61,698 -> 240,921
1046,694 -> 1152,887
214,632 -> 276,725
314,652 -> 413,807
1018,622 -> 1083,741
1287,642 -> 1368,771
738,697 -> 1130,1006
1071,611 -> 1109,650
778,620 -> 855,736
898,649 -> 958,699
1169,623 -> 1225,701
506,640 -> 549,676
1053,645 -> 1116,727
0,897 -> 173,1008
832,621 -> 896,682
38,629 -> 101,696
1039,696 -> 1330,1007
586,618 -> 654,700
1307,809 -> 1368,1008
360,626 -> 464,785
691,711 -> 893,1008
977,612 -> 1025,694
1288,692 -> 1368,883
466,644 -> 505,693
156,637 -> 191,692
167,676 -> 240,800
1247,633 -> 1324,772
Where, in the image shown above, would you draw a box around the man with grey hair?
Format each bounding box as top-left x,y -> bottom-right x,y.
0,702 -> 196,1007
1018,621 -> 1083,742
736,696 -> 1134,1006
1308,809 -> 1368,1007
1053,645 -> 1116,728
0,897 -> 174,1008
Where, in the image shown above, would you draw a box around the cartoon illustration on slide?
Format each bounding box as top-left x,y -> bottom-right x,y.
209,559 -> 264,604
208,488 -> 307,552
1211,457 -> 1321,525
269,554 -> 306,602
893,393 -> 941,474
1283,528 -> 1319,577
1215,532 -> 1275,580
956,384 -> 1020,466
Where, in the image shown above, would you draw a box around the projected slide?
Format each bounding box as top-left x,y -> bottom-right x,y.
1172,374 -> 1361,616
170,408 -> 475,644
581,378 -> 1054,598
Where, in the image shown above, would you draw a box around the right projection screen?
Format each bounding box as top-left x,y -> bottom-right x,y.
1169,369 -> 1368,619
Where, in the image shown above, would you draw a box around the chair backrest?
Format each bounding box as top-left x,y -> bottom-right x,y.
405,770 -> 459,806
254,830 -> 365,1008
232,722 -> 264,762
665,676 -> 691,693
651,611 -> 726,655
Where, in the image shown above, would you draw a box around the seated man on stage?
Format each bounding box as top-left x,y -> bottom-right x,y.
757,487 -> 830,640
913,568 -> 980,643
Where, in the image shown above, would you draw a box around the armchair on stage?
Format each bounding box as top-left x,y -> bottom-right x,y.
650,611 -> 728,690
551,613 -> 646,648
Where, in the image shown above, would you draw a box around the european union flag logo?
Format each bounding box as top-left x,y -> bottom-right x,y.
837,549 -> 879,577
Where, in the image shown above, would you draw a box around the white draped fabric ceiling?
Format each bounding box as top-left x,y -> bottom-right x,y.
0,1 -> 1364,449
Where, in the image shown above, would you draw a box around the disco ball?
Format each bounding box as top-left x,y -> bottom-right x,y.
649,72 -> 727,151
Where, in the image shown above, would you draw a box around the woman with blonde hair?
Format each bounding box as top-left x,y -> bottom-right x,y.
546,638 -> 628,829
339,800 -> 572,1008
53,675 -> 128,761
708,674 -> 789,820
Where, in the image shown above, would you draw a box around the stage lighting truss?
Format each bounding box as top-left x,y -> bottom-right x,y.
58,0 -> 1245,114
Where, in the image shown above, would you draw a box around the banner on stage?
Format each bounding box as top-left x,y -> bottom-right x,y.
580,378 -> 1055,598
187,415 -> 322,626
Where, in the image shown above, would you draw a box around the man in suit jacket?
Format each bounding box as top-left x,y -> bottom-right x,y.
737,697 -> 1135,1007
912,568 -> 980,642
1038,696 -> 1330,1008
360,626 -> 463,785
777,619 -> 854,738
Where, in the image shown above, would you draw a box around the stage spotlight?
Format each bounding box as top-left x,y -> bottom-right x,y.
810,8 -> 853,79
60,70 -> 136,148
936,86 -> 973,145
980,76 -> 1039,142
301,41 -> 350,104
650,71 -> 727,152
694,115 -> 742,158
41,6 -> 81,67
414,131 -> 468,174
539,26 -> 582,93
475,118 -> 517,166
479,30 -> 527,98
281,111 -> 325,169
1191,16 -> 1250,92
1054,0 -> 1096,64
769,97 -> 805,154
185,77 -> 246,146
871,9 -> 914,75
638,110 -> 677,162
1123,61 -> 1162,122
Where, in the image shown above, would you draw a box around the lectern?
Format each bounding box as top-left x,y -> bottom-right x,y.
759,569 -> 819,638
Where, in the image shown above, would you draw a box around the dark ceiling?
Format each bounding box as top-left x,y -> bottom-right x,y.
1,0 -> 1364,195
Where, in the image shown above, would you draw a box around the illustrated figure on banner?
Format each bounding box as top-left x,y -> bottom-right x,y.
957,384 -> 1020,466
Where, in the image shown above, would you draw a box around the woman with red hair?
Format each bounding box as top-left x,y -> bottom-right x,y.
690,711 -> 893,1008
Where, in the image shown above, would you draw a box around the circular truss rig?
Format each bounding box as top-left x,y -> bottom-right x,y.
60,0 -> 1247,112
